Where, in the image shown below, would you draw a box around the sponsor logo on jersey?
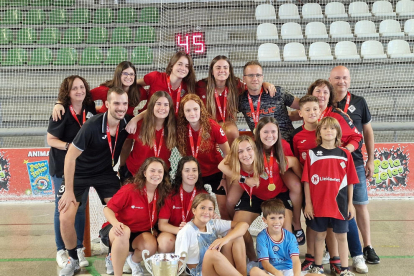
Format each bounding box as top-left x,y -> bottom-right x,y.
300,140 -> 306,143
311,174 -> 340,185
316,151 -> 323,156
173,205 -> 182,209
131,205 -> 143,209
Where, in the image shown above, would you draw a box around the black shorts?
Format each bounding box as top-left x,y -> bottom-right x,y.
202,171 -> 226,195
58,174 -> 121,205
309,217 -> 349,233
234,191 -> 293,214
119,165 -> 133,184
99,224 -> 150,252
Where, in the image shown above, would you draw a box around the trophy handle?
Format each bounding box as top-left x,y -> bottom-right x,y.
177,251 -> 188,275
142,249 -> 154,276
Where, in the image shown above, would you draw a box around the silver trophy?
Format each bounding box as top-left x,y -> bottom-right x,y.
142,250 -> 187,276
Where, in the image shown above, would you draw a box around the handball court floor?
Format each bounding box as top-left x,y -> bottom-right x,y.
0,200 -> 412,276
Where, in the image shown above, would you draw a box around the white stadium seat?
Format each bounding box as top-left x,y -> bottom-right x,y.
372,1 -> 396,17
279,3 -> 300,20
404,19 -> 414,36
283,42 -> 307,61
258,43 -> 281,61
305,22 -> 328,39
335,41 -> 361,60
325,2 -> 348,18
355,20 -> 379,38
387,39 -> 414,58
309,42 -> 334,60
302,3 -> 323,19
281,22 -> 303,39
396,0 -> 414,16
257,23 -> 278,40
330,21 -> 354,38
255,4 -> 277,20
379,19 -> 404,36
361,40 -> 387,59
349,2 -> 372,17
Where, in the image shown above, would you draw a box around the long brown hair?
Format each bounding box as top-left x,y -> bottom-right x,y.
224,135 -> 264,183
254,117 -> 287,175
316,117 -> 342,147
140,91 -> 176,150
132,157 -> 171,212
165,51 -> 196,94
205,55 -> 238,122
58,75 -> 93,107
101,61 -> 142,108
172,156 -> 205,196
176,94 -> 213,156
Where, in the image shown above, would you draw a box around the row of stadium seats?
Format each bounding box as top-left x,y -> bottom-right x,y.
0,26 -> 156,44
0,0 -> 74,7
258,40 -> 414,61
0,46 -> 153,65
257,19 -> 414,40
0,7 -> 159,25
256,1 -> 414,20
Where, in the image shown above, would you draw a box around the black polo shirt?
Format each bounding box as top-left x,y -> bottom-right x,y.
336,92 -> 372,167
48,104 -> 96,177
71,112 -> 131,178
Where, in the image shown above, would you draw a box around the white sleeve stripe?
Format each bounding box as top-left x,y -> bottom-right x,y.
72,143 -> 84,152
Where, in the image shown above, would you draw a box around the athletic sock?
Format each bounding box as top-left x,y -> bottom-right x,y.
341,266 -> 349,271
68,248 -> 78,260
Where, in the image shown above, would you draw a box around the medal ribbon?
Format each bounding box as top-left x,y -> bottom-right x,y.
153,128 -> 164,157
188,125 -> 203,158
263,150 -> 274,189
214,87 -> 227,121
343,92 -> 351,113
247,88 -> 263,127
240,173 -> 253,207
180,186 -> 197,222
69,105 -> 85,127
106,123 -> 119,167
318,107 -> 329,121
166,75 -> 182,115
144,187 -> 157,235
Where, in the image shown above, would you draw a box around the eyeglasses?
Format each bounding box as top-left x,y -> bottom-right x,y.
122,72 -> 135,77
244,74 -> 263,78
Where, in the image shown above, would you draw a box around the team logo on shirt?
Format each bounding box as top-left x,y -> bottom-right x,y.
220,128 -> 225,136
302,152 -> 307,161
173,205 -> 182,209
311,174 -> 320,185
131,205 -> 143,209
316,151 -> 323,156
86,112 -> 94,119
102,135 -> 107,139
272,245 -> 280,252
300,140 -> 306,143
348,105 -> 356,113
340,161 -> 346,169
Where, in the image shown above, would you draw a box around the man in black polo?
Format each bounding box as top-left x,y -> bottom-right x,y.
57,87 -> 130,276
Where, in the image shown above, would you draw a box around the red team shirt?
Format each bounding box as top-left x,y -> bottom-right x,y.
126,121 -> 172,175
292,126 -> 318,166
186,119 -> 228,176
90,85 -> 147,116
107,184 -> 158,232
158,188 -> 207,227
301,146 -> 359,220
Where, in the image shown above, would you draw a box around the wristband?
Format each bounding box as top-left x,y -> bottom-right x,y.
65,142 -> 70,151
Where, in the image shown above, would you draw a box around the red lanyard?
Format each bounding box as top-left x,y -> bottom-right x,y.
153,128 -> 164,157
247,88 -> 263,127
263,150 -> 276,191
144,187 -> 157,235
240,172 -> 253,207
188,125 -> 203,158
106,124 -> 119,167
318,107 -> 329,121
69,105 -> 85,127
214,87 -> 227,121
343,92 -> 351,113
180,186 -> 197,222
166,75 -> 182,115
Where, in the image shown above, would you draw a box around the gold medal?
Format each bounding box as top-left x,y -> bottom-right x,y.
268,183 -> 276,191
250,198 -> 252,207
112,159 -> 114,167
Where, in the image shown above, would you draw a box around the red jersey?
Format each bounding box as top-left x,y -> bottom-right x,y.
158,188 -> 207,227
281,139 -> 293,157
185,119 -> 228,176
126,121 -> 172,175
291,126 -> 317,166
302,146 -> 359,220
90,85 -> 147,116
107,184 -> 158,232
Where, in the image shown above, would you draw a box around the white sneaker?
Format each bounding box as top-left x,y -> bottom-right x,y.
56,249 -> 68,268
123,256 -> 132,274
352,255 -> 368,274
59,257 -> 80,276
76,247 -> 89,267
105,253 -> 114,275
247,260 -> 259,275
126,254 -> 144,276
322,251 -> 330,265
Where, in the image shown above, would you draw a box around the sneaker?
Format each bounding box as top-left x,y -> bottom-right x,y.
105,253 -> 114,275
330,256 -> 341,276
247,260 -> 259,275
308,266 -> 324,274
59,257 -> 80,276
339,269 -> 355,276
56,249 -> 68,268
322,251 -> 330,265
126,254 -> 144,276
301,254 -> 314,271
363,246 -> 380,264
76,247 -> 89,267
352,255 -> 368,274
123,257 -> 132,274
